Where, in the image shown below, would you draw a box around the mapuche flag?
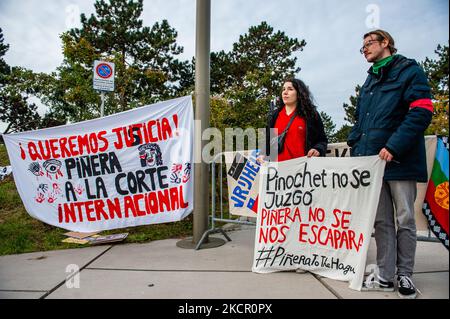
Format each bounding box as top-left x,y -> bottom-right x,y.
422,137 -> 449,249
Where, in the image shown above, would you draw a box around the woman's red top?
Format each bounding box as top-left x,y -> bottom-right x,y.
274,106 -> 306,161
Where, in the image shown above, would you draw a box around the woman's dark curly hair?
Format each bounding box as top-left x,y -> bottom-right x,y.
277,77 -> 318,120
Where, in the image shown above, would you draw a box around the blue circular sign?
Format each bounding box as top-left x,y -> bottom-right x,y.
96,63 -> 113,79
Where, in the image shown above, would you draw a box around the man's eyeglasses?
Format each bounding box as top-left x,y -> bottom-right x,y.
360,40 -> 381,54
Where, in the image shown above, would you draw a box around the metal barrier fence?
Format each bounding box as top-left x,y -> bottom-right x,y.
195,152 -> 251,249
195,151 -> 440,249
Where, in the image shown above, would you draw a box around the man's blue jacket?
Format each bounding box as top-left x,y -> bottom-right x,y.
347,54 -> 433,182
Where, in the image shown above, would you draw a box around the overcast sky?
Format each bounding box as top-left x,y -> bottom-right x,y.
0,0 -> 448,131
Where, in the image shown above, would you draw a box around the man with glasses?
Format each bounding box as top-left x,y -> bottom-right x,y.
347,30 -> 433,299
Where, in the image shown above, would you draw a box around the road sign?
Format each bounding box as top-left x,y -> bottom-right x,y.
93,60 -> 115,92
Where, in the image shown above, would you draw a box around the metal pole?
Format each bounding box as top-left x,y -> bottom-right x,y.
211,162 -> 215,230
193,0 -> 211,244
100,91 -> 105,117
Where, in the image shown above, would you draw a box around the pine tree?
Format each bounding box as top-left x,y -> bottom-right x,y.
333,125 -> 353,143
209,21 -> 306,130
334,85 -> 360,142
229,21 -> 305,98
0,28 -> 10,83
422,43 -> 449,137
342,85 -> 360,125
43,0 -> 191,123
0,29 -> 41,134
422,43 -> 449,97
320,111 -> 337,143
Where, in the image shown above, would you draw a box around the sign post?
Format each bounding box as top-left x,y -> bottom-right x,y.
176,0 -> 226,250
93,60 -> 115,117
100,92 -> 105,117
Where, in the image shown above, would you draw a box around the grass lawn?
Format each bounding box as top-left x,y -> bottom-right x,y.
0,143 -> 194,256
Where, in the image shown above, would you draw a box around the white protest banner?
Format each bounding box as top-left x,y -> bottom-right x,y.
224,150 -> 261,217
225,136 -> 436,224
252,156 -> 386,290
0,165 -> 12,181
223,142 -> 365,218
326,142 -> 351,158
324,137 -> 438,231
3,96 -> 194,232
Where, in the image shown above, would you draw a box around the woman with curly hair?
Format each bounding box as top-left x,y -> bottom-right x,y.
259,77 -> 328,162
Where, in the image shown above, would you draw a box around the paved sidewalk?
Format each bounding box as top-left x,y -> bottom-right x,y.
0,227 -> 448,299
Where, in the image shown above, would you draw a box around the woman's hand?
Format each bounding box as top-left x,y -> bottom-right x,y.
307,148 -> 320,157
256,155 -> 266,164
